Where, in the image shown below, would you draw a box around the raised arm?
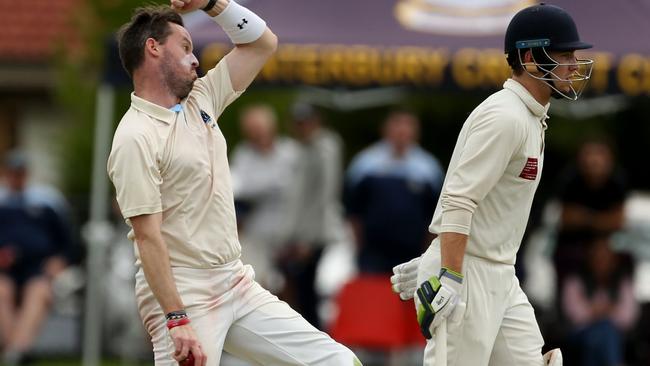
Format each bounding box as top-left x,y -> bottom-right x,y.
172,0 -> 278,91
223,28 -> 277,92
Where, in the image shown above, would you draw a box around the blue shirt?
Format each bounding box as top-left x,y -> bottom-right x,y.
345,142 -> 444,273
0,188 -> 72,283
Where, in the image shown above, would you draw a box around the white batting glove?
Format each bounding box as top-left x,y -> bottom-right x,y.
390,256 -> 421,300
543,348 -> 563,366
415,267 -> 463,339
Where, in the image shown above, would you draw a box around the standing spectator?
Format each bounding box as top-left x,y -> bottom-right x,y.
562,235 -> 639,366
331,110 -> 443,363
0,151 -> 73,365
345,110 -> 443,273
280,103 -> 346,329
554,138 -> 627,294
230,104 -> 299,291
104,198 -> 151,362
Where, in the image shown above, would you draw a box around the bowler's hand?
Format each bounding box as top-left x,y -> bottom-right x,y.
169,324 -> 207,366
170,0 -> 209,13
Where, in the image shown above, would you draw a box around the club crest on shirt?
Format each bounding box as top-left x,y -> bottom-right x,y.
519,157 -> 538,180
200,109 -> 217,129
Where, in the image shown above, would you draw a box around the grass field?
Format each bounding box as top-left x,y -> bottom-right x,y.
31,360 -> 142,366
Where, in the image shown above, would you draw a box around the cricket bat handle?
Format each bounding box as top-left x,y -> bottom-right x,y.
435,320 -> 448,366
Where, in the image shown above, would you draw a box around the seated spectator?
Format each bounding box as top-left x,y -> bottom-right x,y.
279,102 -> 347,330
0,151 -> 73,365
562,235 -> 639,366
554,138 -> 627,292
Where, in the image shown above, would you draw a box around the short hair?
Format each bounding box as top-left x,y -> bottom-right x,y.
384,107 -> 418,124
241,104 -> 277,124
506,52 -> 525,76
291,102 -> 319,123
240,104 -> 278,132
578,135 -> 617,156
507,48 -> 557,76
116,6 -> 184,77
3,150 -> 28,171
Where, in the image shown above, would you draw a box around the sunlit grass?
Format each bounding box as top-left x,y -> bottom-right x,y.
32,360 -> 139,366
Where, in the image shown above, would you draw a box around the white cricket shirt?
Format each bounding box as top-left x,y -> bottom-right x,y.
429,79 -> 549,265
108,60 -> 243,268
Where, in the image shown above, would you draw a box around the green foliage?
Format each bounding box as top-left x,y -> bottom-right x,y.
32,359 -> 124,366
53,1 -> 167,209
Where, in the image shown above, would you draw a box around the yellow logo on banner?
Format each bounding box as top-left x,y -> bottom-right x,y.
201,43 -> 648,96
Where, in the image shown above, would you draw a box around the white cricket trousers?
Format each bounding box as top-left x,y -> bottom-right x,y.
417,241 -> 544,366
135,259 -> 360,366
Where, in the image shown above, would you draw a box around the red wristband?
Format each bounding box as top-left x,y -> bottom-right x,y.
167,317 -> 190,330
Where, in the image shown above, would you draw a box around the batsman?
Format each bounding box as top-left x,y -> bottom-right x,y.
390,4 -> 593,365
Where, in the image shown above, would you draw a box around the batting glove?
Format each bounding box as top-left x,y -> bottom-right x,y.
390,256 -> 421,300
543,348 -> 563,366
416,267 -> 463,339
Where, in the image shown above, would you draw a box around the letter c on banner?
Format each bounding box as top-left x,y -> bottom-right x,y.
617,54 -> 650,96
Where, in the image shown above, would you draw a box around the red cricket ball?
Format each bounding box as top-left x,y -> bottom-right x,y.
179,352 -> 195,366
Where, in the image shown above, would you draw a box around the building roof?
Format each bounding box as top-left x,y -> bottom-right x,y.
0,0 -> 78,61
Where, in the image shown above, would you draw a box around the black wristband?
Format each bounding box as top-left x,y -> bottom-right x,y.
165,310 -> 188,320
202,0 -> 217,12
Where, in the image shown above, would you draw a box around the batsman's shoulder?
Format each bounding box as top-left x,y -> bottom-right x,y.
483,88 -> 523,116
471,101 -> 519,133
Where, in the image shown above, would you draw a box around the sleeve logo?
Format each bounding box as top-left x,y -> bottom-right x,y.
519,157 -> 538,180
200,109 -> 217,129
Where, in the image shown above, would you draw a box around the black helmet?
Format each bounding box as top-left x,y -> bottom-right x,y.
504,3 -> 592,55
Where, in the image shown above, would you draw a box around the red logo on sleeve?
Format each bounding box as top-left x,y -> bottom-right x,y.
519,157 -> 538,180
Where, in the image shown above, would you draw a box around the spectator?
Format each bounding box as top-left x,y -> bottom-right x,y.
554,138 -> 627,290
345,109 -> 443,273
279,103 -> 346,329
329,110 -> 441,363
562,235 -> 639,366
230,104 -> 299,291
0,151 -> 73,365
104,198 -> 151,362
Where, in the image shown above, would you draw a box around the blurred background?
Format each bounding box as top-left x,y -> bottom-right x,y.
1,0 -> 650,365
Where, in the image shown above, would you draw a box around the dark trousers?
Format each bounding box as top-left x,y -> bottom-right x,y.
571,319 -> 623,366
278,245 -> 324,330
